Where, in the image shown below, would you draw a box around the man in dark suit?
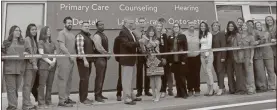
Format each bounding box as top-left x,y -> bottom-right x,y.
133,17 -> 152,97
114,33 -> 122,101
167,22 -> 189,98
117,17 -> 142,105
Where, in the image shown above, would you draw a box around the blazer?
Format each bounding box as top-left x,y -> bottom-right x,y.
159,33 -> 169,60
167,33 -> 188,63
118,26 -> 140,66
212,31 -> 226,60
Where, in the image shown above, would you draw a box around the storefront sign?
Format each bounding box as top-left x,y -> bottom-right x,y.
51,1 -> 216,29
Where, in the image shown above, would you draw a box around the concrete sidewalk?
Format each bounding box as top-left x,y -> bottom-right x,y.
2,81 -> 275,110
1,83 -> 218,109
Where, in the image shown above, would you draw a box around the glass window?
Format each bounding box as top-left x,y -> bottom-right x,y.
271,6 -> 276,14
250,6 -> 270,14
216,5 -> 243,30
4,3 -> 45,40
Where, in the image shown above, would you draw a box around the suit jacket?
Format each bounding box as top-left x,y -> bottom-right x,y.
159,33 -> 169,60
212,31 -> 226,60
118,26 -> 140,66
167,33 -> 188,63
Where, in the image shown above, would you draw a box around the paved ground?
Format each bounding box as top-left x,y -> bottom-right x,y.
2,82 -> 276,110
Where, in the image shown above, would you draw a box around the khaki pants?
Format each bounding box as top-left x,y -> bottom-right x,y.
5,74 -> 22,110
57,58 -> 74,103
121,65 -> 137,103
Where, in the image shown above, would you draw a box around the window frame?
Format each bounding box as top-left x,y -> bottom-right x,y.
1,1 -> 47,42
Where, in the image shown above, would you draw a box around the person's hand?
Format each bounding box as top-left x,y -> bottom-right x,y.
84,60 -> 89,68
23,52 -> 29,55
255,40 -> 260,45
33,65 -> 38,71
162,58 -> 166,65
221,59 -> 225,62
250,59 -> 253,64
69,57 -> 74,63
169,63 -> 172,66
49,61 -> 55,67
205,52 -> 209,57
181,62 -> 185,65
271,39 -> 276,43
106,52 -> 111,60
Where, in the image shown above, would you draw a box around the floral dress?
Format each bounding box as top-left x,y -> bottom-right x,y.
145,40 -> 164,76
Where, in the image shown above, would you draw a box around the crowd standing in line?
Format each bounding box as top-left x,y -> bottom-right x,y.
1,15 -> 276,109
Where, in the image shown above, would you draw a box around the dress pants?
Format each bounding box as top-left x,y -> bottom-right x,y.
5,74 -> 23,110
94,58 -> 107,98
31,73 -> 39,102
22,68 -> 37,110
76,60 -> 92,102
254,59 -> 276,90
171,62 -> 188,97
57,58 -> 74,103
187,55 -> 201,92
213,54 -> 226,89
121,65 -> 137,103
225,53 -> 236,93
161,63 -> 173,92
38,67 -> 56,105
136,56 -> 150,93
116,63 -> 122,97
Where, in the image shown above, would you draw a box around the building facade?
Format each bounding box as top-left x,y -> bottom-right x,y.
1,0 -> 276,93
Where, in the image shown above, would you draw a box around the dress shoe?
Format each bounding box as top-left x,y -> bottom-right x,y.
95,97 -> 104,102
136,92 -> 142,97
194,91 -> 201,97
66,98 -> 76,104
174,95 -> 183,98
133,98 -> 142,101
124,101 -> 136,105
145,91 -> 153,96
58,102 -> 73,107
117,96 -> 122,101
188,91 -> 194,97
81,99 -> 93,105
101,95 -> 108,99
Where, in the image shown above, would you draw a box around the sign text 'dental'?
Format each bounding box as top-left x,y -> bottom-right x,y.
54,2 -> 216,29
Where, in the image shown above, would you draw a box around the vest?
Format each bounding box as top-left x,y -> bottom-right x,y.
75,30 -> 95,61
94,31 -> 109,54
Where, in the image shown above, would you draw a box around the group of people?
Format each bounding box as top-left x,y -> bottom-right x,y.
113,16 -> 277,105
2,17 -> 110,109
1,15 -> 276,110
